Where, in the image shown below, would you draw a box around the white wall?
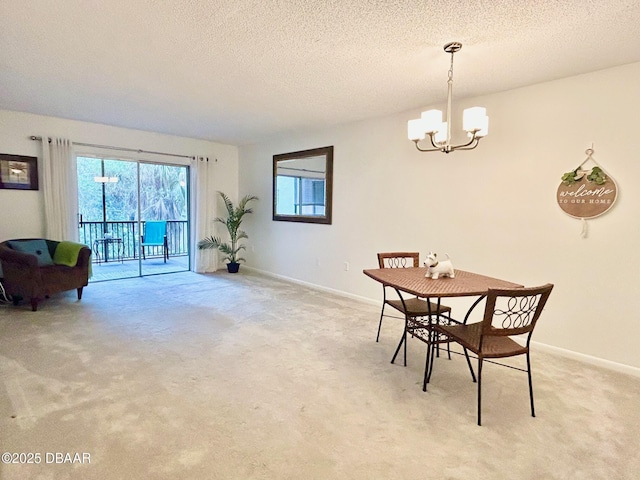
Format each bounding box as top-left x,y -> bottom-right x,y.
0,110 -> 239,246
239,62 -> 640,371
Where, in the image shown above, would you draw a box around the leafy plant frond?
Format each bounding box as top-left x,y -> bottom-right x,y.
198,192 -> 258,264
219,192 -> 235,218
216,243 -> 235,256
197,236 -> 222,250
238,195 -> 259,215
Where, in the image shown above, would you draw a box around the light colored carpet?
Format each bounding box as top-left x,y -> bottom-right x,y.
0,271 -> 638,479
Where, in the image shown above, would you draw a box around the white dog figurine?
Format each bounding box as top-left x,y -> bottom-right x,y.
424,252 -> 455,279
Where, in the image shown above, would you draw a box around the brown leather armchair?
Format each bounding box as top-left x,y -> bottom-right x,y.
0,239 -> 91,311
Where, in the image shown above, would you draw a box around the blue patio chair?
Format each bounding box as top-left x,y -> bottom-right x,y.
141,221 -> 168,263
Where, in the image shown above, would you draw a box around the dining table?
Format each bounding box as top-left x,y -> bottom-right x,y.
363,267 -> 524,390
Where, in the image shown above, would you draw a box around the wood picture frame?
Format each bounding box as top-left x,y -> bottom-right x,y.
0,154 -> 39,190
273,146 -> 333,225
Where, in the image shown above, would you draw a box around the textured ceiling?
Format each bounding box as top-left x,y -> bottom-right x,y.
2,0 -> 640,146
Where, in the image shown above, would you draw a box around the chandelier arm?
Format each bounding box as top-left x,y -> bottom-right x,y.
415,131 -> 482,153
452,131 -> 479,149
413,139 -> 444,153
428,132 -> 444,150
449,136 -> 482,152
450,143 -> 480,152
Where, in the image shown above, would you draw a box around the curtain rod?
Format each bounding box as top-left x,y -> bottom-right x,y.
30,136 -> 195,160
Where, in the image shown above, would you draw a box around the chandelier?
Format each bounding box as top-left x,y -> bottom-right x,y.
94,176 -> 119,183
408,42 -> 488,153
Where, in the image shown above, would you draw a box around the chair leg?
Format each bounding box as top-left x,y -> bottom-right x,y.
423,325 -> 439,389
527,352 -> 535,418
423,339 -> 433,392
464,348 -> 477,383
376,304 -> 386,342
446,313 -> 452,360
77,287 -> 83,300
31,298 -> 38,312
163,237 -> 169,262
428,334 -> 437,383
390,326 -> 405,364
403,320 -> 408,367
477,358 -> 483,426
390,316 -> 409,367
404,327 -> 407,367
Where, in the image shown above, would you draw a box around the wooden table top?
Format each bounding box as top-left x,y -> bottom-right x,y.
363,267 -> 523,298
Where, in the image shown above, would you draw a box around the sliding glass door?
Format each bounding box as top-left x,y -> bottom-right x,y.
77,156 -> 190,281
138,162 -> 189,277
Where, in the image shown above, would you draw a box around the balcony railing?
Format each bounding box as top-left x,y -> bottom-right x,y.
79,220 -> 189,262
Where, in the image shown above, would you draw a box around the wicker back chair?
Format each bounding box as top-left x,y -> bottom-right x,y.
375,253 -> 453,360
434,284 -> 554,425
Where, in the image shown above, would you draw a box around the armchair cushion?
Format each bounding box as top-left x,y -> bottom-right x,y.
8,239 -> 54,266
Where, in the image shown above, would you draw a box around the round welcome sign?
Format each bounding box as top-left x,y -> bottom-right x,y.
556,166 -> 617,219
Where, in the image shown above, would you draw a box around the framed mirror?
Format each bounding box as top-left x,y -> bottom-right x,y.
273,146 -> 333,224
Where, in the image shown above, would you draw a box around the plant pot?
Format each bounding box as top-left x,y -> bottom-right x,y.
226,262 -> 240,273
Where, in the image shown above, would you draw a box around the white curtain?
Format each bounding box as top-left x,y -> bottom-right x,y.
41,137 -> 78,241
190,156 -> 216,272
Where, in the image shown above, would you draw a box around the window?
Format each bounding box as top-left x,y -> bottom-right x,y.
276,175 -> 325,216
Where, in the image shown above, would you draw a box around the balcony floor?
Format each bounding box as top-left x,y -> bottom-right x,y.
90,255 -> 190,282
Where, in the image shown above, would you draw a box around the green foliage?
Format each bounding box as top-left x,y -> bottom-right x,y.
139,163 -> 187,220
561,169 -> 579,186
587,166 -> 607,185
561,166 -> 607,186
197,192 -> 258,264
77,157 -> 188,222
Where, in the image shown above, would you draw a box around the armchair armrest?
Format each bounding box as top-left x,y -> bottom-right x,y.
0,243 -> 43,303
0,246 -> 39,269
76,247 -> 92,269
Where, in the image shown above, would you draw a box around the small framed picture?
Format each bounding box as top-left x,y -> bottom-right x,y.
0,154 -> 39,190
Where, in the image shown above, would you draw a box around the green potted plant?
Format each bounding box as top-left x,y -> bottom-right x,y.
197,191 -> 258,273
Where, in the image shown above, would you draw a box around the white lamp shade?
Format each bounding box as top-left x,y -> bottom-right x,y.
421,109 -> 443,133
407,118 -> 425,141
462,107 -> 487,132
476,115 -> 489,137
434,122 -> 447,144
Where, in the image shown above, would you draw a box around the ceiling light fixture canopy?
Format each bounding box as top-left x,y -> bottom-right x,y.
408,42 -> 488,154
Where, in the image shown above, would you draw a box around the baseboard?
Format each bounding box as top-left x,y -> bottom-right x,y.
243,266 -> 378,306
531,341 -> 640,378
